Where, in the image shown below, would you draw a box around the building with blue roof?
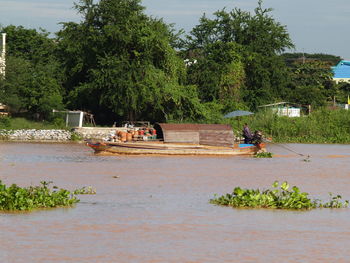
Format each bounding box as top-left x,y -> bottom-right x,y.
332,60 -> 350,83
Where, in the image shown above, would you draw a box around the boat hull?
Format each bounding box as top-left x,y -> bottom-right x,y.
86,141 -> 265,156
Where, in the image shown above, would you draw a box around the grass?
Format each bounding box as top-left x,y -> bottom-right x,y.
210,181 -> 349,210
225,108 -> 350,144
0,117 -> 67,130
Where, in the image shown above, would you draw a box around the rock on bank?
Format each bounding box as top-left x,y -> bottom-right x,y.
0,127 -> 124,141
0,129 -> 72,141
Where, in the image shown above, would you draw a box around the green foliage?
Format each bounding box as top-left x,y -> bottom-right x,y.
250,109 -> 350,143
286,61 -> 336,107
186,1 -> 294,54
56,0 -> 204,122
186,42 -> 245,104
0,116 -> 11,128
0,117 -> 67,130
73,186 -> 96,195
0,2 -> 346,125
282,53 -> 342,66
254,152 -> 273,158
70,132 -> 84,141
184,0 -> 294,109
1,25 -> 56,64
335,82 -> 350,104
242,53 -> 290,109
210,181 -> 349,209
0,25 -> 65,119
0,180 -> 79,211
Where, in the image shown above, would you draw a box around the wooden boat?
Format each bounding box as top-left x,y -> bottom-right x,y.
86,141 -> 265,156
86,123 -> 266,156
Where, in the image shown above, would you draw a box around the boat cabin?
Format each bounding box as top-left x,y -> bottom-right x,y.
153,123 -> 234,147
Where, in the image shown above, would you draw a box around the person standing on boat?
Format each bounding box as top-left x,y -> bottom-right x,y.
242,123 -> 253,144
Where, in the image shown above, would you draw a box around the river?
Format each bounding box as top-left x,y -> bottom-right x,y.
0,142 -> 349,262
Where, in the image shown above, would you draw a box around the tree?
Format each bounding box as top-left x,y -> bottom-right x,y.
186,0 -> 293,54
57,0 -> 204,123
185,0 -> 294,109
1,25 -> 56,64
286,61 -> 336,107
335,82 -> 350,104
0,56 -> 64,119
186,42 -> 245,108
0,25 -> 64,119
282,53 -> 342,67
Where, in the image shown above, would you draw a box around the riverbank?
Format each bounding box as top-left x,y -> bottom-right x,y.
2,108 -> 350,144
0,127 -> 127,142
0,129 -> 72,141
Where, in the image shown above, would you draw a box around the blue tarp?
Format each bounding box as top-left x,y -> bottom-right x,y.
239,144 -> 254,148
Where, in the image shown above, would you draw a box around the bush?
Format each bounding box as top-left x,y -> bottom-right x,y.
0,116 -> 11,128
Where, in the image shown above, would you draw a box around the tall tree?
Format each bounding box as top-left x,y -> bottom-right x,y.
1,25 -> 56,64
0,25 -> 64,118
287,61 -> 335,106
57,0 -> 203,123
186,42 -> 245,107
185,0 -> 294,109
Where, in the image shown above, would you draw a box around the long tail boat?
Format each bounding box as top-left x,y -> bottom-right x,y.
86,123 -> 266,156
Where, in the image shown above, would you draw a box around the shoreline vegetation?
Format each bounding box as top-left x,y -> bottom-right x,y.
228,108 -> 350,144
0,108 -> 350,144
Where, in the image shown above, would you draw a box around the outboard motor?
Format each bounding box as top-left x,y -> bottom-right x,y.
252,130 -> 266,152
252,130 -> 263,145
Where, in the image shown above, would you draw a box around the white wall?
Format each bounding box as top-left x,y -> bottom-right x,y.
272,107 -> 301,117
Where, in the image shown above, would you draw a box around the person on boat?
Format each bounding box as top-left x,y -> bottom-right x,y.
242,123 -> 253,144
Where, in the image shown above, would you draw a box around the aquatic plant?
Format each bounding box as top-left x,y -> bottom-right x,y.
210,181 -> 349,210
254,152 -> 273,158
73,186 -> 96,195
70,132 -> 83,141
0,180 -> 80,211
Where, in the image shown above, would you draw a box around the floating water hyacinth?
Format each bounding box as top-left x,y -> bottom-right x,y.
254,152 -> 273,158
210,181 -> 349,209
0,180 -> 80,211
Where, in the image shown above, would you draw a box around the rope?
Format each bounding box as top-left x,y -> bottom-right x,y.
264,139 -> 311,159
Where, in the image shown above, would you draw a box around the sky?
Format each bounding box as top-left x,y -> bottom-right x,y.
0,0 -> 349,59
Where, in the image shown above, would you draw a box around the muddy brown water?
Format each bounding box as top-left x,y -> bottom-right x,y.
0,142 -> 349,263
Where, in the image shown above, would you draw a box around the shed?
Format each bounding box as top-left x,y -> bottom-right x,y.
52,110 -> 95,128
154,123 -> 234,147
259,102 -> 303,117
332,60 -> 350,83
